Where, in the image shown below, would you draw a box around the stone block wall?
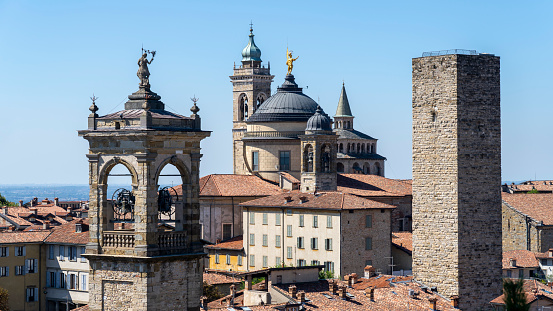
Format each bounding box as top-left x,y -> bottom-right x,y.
412,54 -> 502,310
502,201 -> 530,251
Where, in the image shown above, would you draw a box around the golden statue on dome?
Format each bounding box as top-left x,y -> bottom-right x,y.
286,47 -> 299,75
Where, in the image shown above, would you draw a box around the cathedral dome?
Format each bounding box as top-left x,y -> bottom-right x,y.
306,105 -> 332,132
242,28 -> 262,62
247,74 -> 318,122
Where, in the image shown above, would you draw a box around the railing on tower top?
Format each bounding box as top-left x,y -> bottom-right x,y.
422,49 -> 479,57
103,231 -> 135,248
158,231 -> 187,250
244,131 -> 305,138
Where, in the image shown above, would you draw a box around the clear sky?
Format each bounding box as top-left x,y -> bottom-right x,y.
0,0 -> 552,185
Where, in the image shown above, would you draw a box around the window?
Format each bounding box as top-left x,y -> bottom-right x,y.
48,245 -> 54,259
215,253 -> 220,264
69,246 -> 77,261
287,225 -> 292,237
0,267 -> 8,277
297,259 -> 306,267
299,215 -> 304,227
311,238 -> 318,250
249,212 -> 255,225
223,224 -> 232,240
1,247 -> 8,257
80,247 -> 86,262
286,209 -> 292,216
226,254 -> 231,265
252,151 -> 259,171
262,234 -> 268,247
276,257 -> 282,266
249,255 -> 255,267
263,256 -> 268,268
60,273 -> 66,288
81,274 -> 88,291
365,237 -> 372,250
275,235 -> 281,248
26,259 -> 37,274
519,269 -> 524,279
287,247 -> 293,259
249,234 -> 255,246
365,260 -> 373,266
15,265 -> 24,276
26,287 -> 38,302
275,213 -> 281,226
279,151 -> 291,171
324,261 -> 335,273
297,237 -> 304,249
263,213 -> 268,225
313,215 -> 318,228
506,270 -> 512,278
325,238 -> 333,251
311,260 -> 320,266
69,273 -> 78,290
59,245 -> 65,260
49,271 -> 56,287
327,216 -> 332,228
15,246 -> 25,256
365,215 -> 372,228
238,255 -> 243,266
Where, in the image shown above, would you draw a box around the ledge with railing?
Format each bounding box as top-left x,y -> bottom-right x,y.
243,131 -> 305,139
103,231 -> 135,248
158,231 -> 187,250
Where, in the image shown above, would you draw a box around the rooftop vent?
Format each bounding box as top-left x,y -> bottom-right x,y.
299,196 -> 307,203
284,196 -> 292,203
75,223 -> 82,233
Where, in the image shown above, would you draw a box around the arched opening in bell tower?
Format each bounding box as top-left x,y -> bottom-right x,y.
321,144 -> 331,173
239,94 -> 249,121
155,156 -> 191,232
303,144 -> 313,172
100,160 -> 138,230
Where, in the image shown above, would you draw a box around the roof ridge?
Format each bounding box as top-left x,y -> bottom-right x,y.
199,174 -> 213,195
211,175 -> 223,196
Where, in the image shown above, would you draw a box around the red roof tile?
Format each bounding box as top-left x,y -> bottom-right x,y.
502,250 -> 540,269
491,279 -> 553,305
337,174 -> 412,197
205,235 -> 243,251
502,193 -> 553,225
240,191 -> 395,210
203,272 -> 241,285
45,219 -> 89,245
392,231 -> 412,253
0,230 -> 52,244
173,174 -> 281,197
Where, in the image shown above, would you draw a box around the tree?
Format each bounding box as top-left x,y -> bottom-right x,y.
0,287 -> 9,311
0,193 -> 16,207
503,278 -> 530,311
202,281 -> 223,303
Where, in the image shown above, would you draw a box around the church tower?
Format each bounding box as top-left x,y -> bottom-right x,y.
230,25 -> 274,174
412,52 -> 502,309
79,52 -> 210,311
300,105 -> 338,193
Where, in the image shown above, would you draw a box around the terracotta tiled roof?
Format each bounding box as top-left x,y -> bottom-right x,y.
173,174 -> 281,197
535,250 -> 553,259
337,174 -> 412,197
392,231 -> 412,254
491,279 -> 553,305
280,172 -> 300,184
72,305 -> 89,311
0,214 -> 33,226
203,272 -> 241,285
0,230 -> 51,244
205,235 -> 243,251
502,250 -> 540,269
240,191 -> 395,210
502,193 -> 553,225
45,219 -> 89,245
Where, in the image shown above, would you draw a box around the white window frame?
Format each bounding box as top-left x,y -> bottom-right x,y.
313,215 -> 318,228
275,235 -> 281,248
226,254 -> 231,265
275,213 -> 281,226
262,234 -> 268,247
327,216 -> 332,228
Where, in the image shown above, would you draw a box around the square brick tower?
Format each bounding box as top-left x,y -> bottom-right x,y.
412,52 -> 502,310
79,52 -> 210,311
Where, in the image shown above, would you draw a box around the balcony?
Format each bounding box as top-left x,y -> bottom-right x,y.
158,231 -> 187,251
103,231 -> 135,248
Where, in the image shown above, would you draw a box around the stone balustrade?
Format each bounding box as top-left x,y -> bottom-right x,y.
158,231 -> 187,250
103,231 -> 135,248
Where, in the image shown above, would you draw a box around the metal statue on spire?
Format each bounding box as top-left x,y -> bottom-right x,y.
286,47 -> 299,75
137,48 -> 156,88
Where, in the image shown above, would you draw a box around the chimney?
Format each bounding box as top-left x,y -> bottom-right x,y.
510,258 -> 517,268
351,273 -> 358,285
548,249 -> 553,258
288,285 -> 297,299
450,295 -> 459,308
1,207 -> 7,215
298,291 -> 306,303
66,214 -> 73,221
8,225 -> 15,232
32,197 -> 38,206
19,200 -> 23,207
284,196 -> 292,203
43,221 -> 50,230
339,285 -> 347,299
30,208 -> 38,215
299,196 -> 307,203
364,265 -> 375,278
75,223 -> 82,233
330,281 -> 338,295
54,197 -> 59,206
365,286 -> 375,301
428,297 -> 438,311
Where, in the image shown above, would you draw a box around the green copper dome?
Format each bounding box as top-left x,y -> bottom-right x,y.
241,27 -> 262,62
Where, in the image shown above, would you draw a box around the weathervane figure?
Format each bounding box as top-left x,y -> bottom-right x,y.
137,48 -> 156,88
286,47 -> 299,75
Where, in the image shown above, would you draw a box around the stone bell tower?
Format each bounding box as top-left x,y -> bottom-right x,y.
79,51 -> 210,311
230,25 -> 274,175
412,51 -> 501,310
300,105 -> 338,193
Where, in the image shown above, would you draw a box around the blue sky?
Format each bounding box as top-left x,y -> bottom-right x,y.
0,0 -> 552,184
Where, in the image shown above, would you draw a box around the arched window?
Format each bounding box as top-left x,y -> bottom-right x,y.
357,143 -> 361,153
353,162 -> 361,174
321,144 -> 331,173
347,143 -> 350,154
256,93 -> 266,110
107,163 -> 136,223
370,144 -> 374,153
361,144 -> 365,154
339,143 -> 343,153
363,163 -> 370,174
337,162 -> 344,173
239,94 -> 248,121
375,162 -> 381,176
303,144 -> 314,172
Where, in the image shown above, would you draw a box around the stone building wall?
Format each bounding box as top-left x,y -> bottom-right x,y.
502,201 -> 530,251
339,208 -> 391,276
412,53 -> 502,310
243,140 -> 301,182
